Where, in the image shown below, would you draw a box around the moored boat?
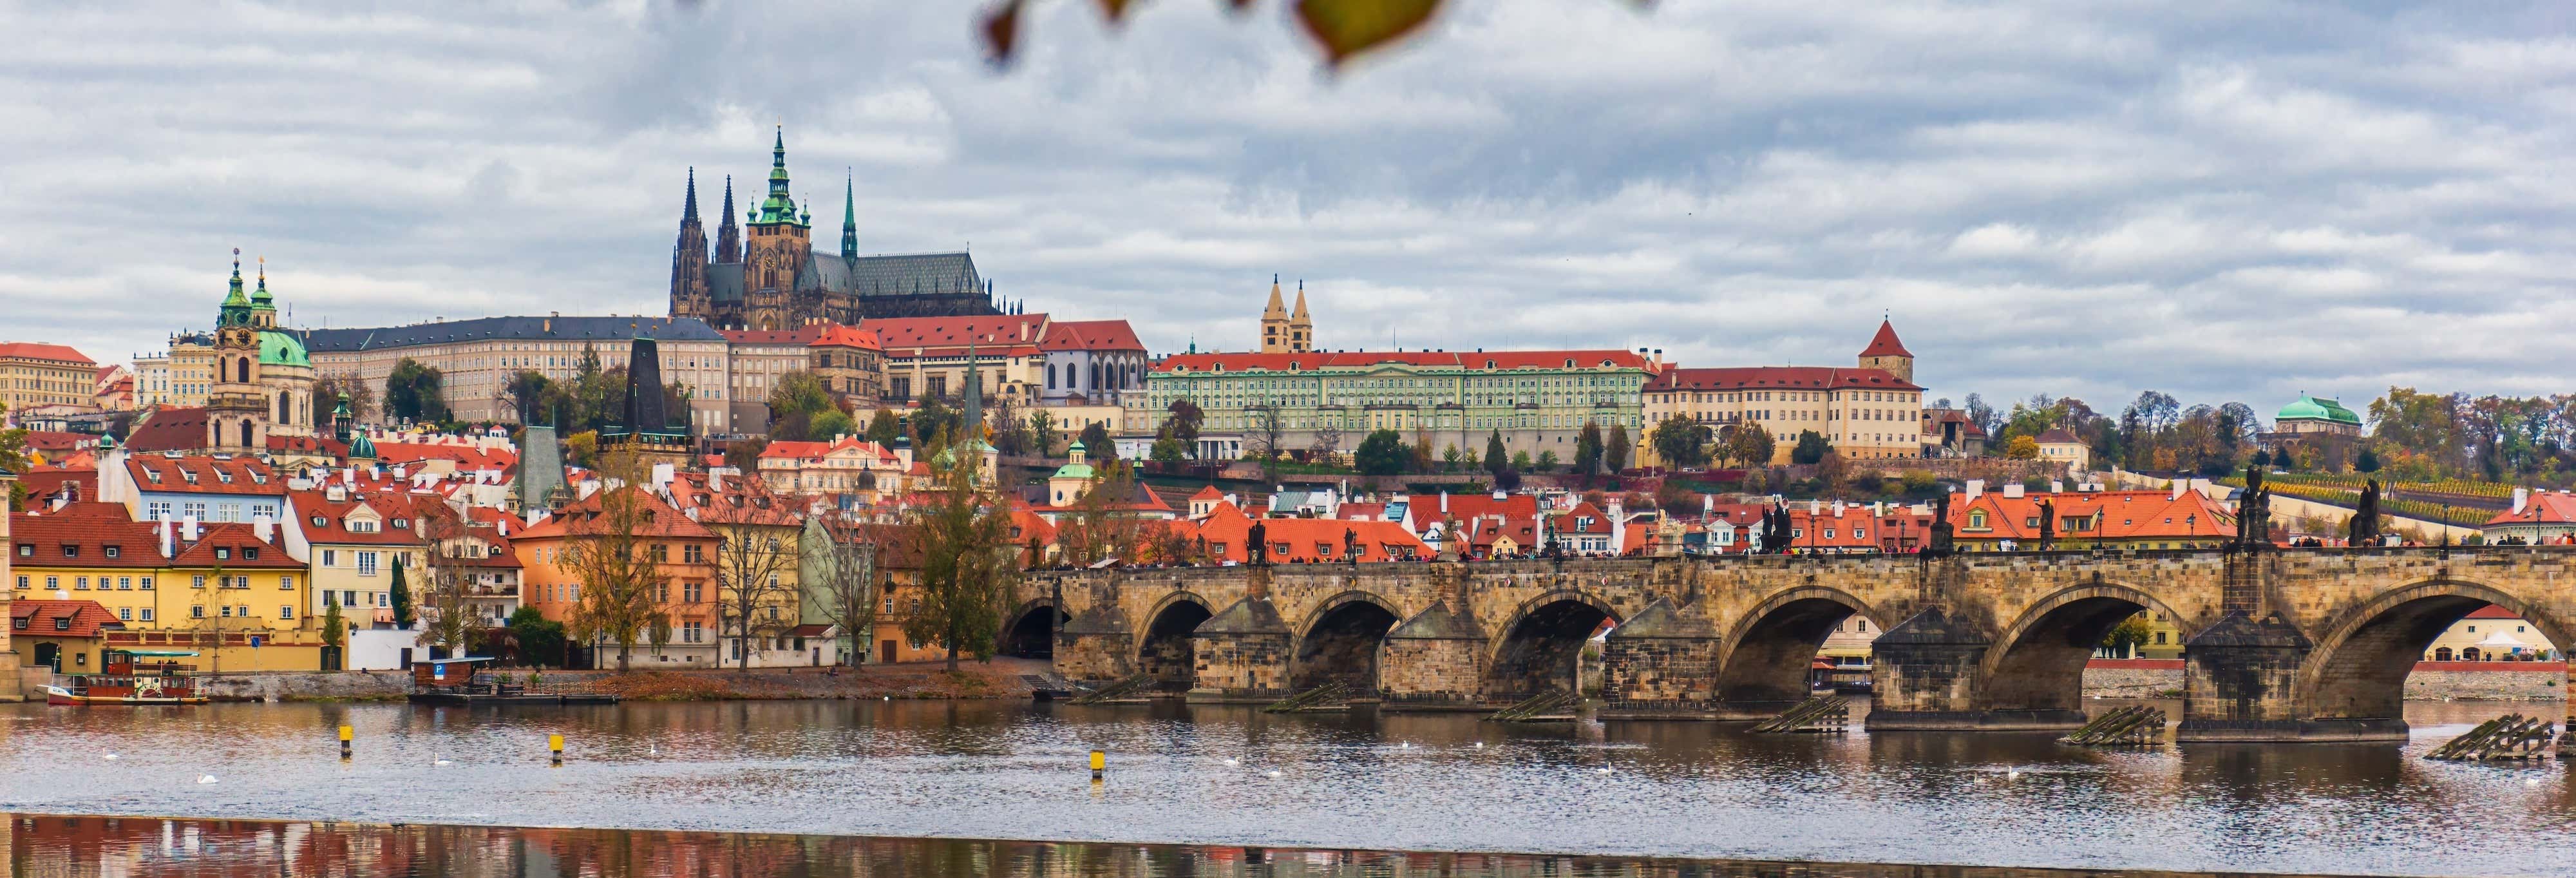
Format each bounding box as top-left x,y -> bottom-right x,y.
44,649 -> 209,706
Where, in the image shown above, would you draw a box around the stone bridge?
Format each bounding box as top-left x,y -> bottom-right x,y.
1006,547 -> 2576,741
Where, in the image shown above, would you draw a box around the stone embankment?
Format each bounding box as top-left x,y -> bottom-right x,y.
181,658 -> 1049,702
2083,660 -> 2565,701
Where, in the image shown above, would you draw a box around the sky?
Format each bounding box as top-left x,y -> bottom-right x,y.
3,1 -> 2571,419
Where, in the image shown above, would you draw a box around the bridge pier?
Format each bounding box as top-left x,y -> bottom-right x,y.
2174,611 -> 2400,741
1379,601 -> 1488,711
1601,598 -> 1723,719
1186,596 -> 1293,703
1055,604 -> 1133,685
1864,607 -> 2067,730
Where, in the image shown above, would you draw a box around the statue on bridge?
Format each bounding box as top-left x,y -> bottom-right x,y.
1247,518 -> 1270,566
2036,498 -> 2056,551
1343,527 -> 1361,564
1925,491 -> 1955,557
2347,479 -> 2382,547
2236,466 -> 2273,549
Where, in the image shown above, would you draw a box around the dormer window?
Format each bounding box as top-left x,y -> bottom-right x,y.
243,547 -> 260,560
216,470 -> 234,484
104,546 -> 120,558
393,519 -> 410,529
142,469 -> 162,483
312,516 -> 327,527
61,545 -> 79,558
180,470 -> 198,484
214,548 -> 231,560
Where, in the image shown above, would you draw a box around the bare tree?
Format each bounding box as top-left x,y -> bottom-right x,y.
706,484 -> 801,672
415,508 -> 483,658
804,517 -> 881,667
563,451 -> 672,671
1246,405 -> 1287,475
1310,421 -> 1345,465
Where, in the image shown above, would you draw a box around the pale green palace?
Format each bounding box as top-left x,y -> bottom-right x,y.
1133,348 -> 1657,460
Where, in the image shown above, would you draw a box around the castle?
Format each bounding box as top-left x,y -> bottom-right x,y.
667,128 -> 1012,330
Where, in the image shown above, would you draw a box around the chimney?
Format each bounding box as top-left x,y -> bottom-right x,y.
497,517 -> 509,537
182,515 -> 200,543
2049,481 -> 2063,494
1702,494 -> 1714,517
1440,491 -> 1450,513
1607,495 -> 1626,550
253,515 -> 274,544
2513,488 -> 2530,515
2002,482 -> 2025,499
160,519 -> 174,558
709,470 -> 725,493
1965,480 -> 1984,504
2170,479 -> 2187,501
651,463 -> 676,494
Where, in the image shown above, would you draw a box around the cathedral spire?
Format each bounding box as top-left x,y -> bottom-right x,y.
840,169 -> 858,262
715,175 -> 741,263
219,248 -> 252,328
682,167 -> 699,224
755,124 -> 803,226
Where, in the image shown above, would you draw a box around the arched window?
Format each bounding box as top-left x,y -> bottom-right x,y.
2461,647 -> 2483,662
239,420 -> 253,449
276,394 -> 289,423
236,358 -> 250,383
2434,647 -> 2453,662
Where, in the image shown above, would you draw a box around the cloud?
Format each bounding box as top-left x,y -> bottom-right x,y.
2,0 -> 2573,416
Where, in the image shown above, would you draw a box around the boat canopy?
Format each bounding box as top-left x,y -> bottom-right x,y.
421,656 -> 497,665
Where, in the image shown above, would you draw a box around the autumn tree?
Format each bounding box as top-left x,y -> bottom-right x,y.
804,519 -> 881,667
415,508 -> 484,660
900,432 -> 1019,672
866,408 -> 903,444
707,485 -> 801,672
1651,414 -> 1706,468
563,452 -> 672,672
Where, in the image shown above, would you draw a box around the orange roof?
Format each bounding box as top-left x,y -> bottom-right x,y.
10,600 -> 123,638
865,314 -> 1049,355
2467,604 -> 2524,620
513,486 -> 716,540
1155,349 -> 1653,374
1038,320 -> 1144,352
1950,490 -> 2235,542
1403,492 -> 1540,534
0,342 -> 95,365
125,455 -> 282,497
287,490 -> 433,546
1191,510 -> 1428,564
1860,320 -> 1911,358
1647,365 -> 1919,392
2486,493 -> 2576,526
370,441 -> 516,472
810,323 -> 881,350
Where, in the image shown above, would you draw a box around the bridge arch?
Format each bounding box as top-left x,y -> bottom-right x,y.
1289,591 -> 1405,692
1975,581 -> 2195,716
1000,599 -> 1068,659
1485,590 -> 1622,701
1714,586 -> 1885,707
1137,591 -> 1217,694
2298,578 -> 2575,721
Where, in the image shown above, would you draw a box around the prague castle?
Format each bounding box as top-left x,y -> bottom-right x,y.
668,128 -> 1012,330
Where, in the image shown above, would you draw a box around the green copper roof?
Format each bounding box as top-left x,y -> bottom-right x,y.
2277,395 -> 2360,425
258,329 -> 310,368
251,263 -> 276,312
1052,462 -> 1095,481
218,253 -> 253,327
753,126 -> 804,227
349,430 -> 376,459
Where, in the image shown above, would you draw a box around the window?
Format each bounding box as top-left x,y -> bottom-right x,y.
192,605 -> 206,619
683,544 -> 704,563
357,551 -> 380,577
322,549 -> 337,567
104,546 -> 120,558
243,547 -> 259,560
12,576 -> 23,589
214,548 -> 230,560
192,575 -> 206,589
73,577 -> 88,590
281,606 -> 294,620
61,545 -> 79,558
14,545 -> 27,557
140,608 -> 154,622
652,544 -> 670,563
220,606 -> 232,618
280,575 -> 295,590
118,577 -> 131,590
683,581 -> 703,602
118,607 -> 132,621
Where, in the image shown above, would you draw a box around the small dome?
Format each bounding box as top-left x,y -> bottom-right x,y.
258,330 -> 310,368
2276,396 -> 2360,426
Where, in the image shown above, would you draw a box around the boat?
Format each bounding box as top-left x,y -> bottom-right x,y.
44,649 -> 209,706
407,657 -> 621,705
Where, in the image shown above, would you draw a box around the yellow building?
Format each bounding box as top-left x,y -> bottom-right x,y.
665,472 -> 811,667
0,342 -> 99,419
2424,605 -> 2559,662
284,488 -> 429,627
1641,321 -> 1924,465
10,504 -> 324,672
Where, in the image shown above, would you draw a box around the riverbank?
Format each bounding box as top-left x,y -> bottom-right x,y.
173,657 -> 1051,702
2082,658 -> 2566,701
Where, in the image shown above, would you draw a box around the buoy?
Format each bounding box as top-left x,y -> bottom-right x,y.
102,754 -> 118,761
338,725 -> 354,759
1090,750 -> 1106,781
1265,770 -> 1282,778
196,775 -> 218,785
549,734 -> 565,766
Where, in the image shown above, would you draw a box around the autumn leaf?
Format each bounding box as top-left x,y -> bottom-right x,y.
1294,0 -> 1443,66
981,0 -> 1025,66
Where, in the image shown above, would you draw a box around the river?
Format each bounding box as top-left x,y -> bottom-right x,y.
2,698 -> 2571,877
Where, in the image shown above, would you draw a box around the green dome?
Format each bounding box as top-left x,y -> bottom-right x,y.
258,330 -> 310,368
2277,395 -> 2360,425
1052,462 -> 1095,481
349,430 -> 376,460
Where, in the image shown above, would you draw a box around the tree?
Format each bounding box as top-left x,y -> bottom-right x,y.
507,606 -> 567,669
809,409 -> 857,443
866,408 -> 902,444
320,599 -> 345,667
1964,393 -> 2002,440
1651,415 -> 1705,468
1790,430 -> 1835,465
2100,613 -> 2154,657
562,453 -> 673,672
2005,435 -> 2041,460
1150,433 -> 1186,468
806,519 -> 880,667
1354,429 -> 1409,476
1441,444 -> 1462,473
416,510 -> 482,660
1310,422 -> 1345,464
911,396 -> 959,448
0,405 -> 28,510
2356,445 -> 2383,473
1605,424 -> 1631,474
901,434 -> 1018,672
1079,421 -> 1113,454
1056,457 -> 1146,566
384,358 -> 449,423
1537,450 -> 1559,471
500,370 -> 553,423
724,437 -> 769,472
1164,399 -> 1205,453
989,399 -> 1034,457
1573,422 -> 1604,475
1247,405 -> 1287,470
316,372 -> 378,423
1028,410 -> 1060,457
1722,425 -> 1776,468
1510,450 -> 1533,471
388,555 -> 415,628
1484,431 -> 1509,478
708,488 -> 801,673
767,371 -> 835,437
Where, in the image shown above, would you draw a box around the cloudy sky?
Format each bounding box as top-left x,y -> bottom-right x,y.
5,1 -> 2571,416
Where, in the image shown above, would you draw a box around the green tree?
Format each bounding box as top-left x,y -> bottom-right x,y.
388,555 -> 415,628
1079,421 -> 1113,453
1536,450 -> 1559,472
384,358 -> 448,423
901,434 -> 1018,673
911,396 -> 959,448
1510,450 -> 1533,471
2356,445 -> 2382,473
1354,429 -> 1410,476
1605,424 -> 1631,473
507,606 -> 567,668
767,371 -> 835,437
1484,430 -> 1509,477
1790,430 -> 1834,465
2099,613 -> 2154,657
500,370 -> 553,423
810,409 -> 858,443
1028,410 -> 1059,456
866,408 -> 902,445
1651,414 -> 1706,468
1441,444 -> 1463,473
1722,425 -> 1776,468
1164,399 -> 1205,452
320,599 -> 345,667
0,403 -> 28,510
1573,422 -> 1604,475
1150,434 -> 1186,468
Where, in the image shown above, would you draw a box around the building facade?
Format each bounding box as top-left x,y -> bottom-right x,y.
1258,276 -> 1314,354
299,316 -> 732,432
9,503 -> 322,672
0,342 -> 98,419
1141,349 -> 1655,459
1642,321 -> 1924,464
667,129 -> 1007,330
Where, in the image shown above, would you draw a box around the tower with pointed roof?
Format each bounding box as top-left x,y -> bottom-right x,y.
1858,318 -> 1913,384
715,175 -> 741,264
1259,274 -> 1291,353
670,168 -> 714,323
1288,280 -> 1313,353
840,171 -> 858,262
207,250 -> 270,454
740,126 -> 813,331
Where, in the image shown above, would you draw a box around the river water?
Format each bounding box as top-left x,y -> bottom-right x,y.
2,698 -> 2571,877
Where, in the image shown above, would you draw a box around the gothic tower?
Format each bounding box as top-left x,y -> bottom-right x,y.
741,126 -> 811,330
1859,318 -> 1915,384
715,175 -> 741,264
669,167 -> 711,321
840,170 -> 859,263
1288,280 -> 1313,354
1259,274 -> 1290,353
207,250 -> 270,453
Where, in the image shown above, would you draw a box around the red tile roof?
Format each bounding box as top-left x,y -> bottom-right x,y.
1038,320 -> 1144,352
0,342 -> 95,366
1191,510 -> 1427,564
10,600 -> 122,638
370,441 -> 516,472
1951,490 -> 2235,542
123,408 -> 210,453
1647,365 -> 1919,392
1860,320 -> 1911,358
2486,493 -> 2576,527
1403,492 -> 1541,535
12,508 -> 301,569
287,490 -> 433,547
1157,349 -> 1653,374
125,455 -> 283,496
266,434 -> 350,457
23,432 -> 94,452
865,314 -> 1050,356
809,324 -> 881,350
514,486 -> 717,540
2467,604 -> 2524,620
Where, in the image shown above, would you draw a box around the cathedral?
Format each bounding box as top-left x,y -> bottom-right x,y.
668,128 -> 1014,330
204,251 -> 317,453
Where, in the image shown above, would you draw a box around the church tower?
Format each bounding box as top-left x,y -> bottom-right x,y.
1259,275 -> 1290,353
1288,280 -> 1313,354
207,250 -> 270,453
669,167 -> 711,321
741,126 -> 811,330
1858,318 -> 1915,384
715,175 -> 741,264
840,171 -> 859,263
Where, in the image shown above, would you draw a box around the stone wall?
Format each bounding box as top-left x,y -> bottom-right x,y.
194,671 -> 412,702
2079,660 -> 2566,702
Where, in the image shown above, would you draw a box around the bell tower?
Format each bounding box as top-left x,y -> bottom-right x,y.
207,250 -> 270,453
1259,275 -> 1289,353
743,126 -> 812,330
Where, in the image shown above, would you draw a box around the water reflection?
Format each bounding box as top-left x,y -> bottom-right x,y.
3,814 -> 2363,878
2,698 -> 2573,876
